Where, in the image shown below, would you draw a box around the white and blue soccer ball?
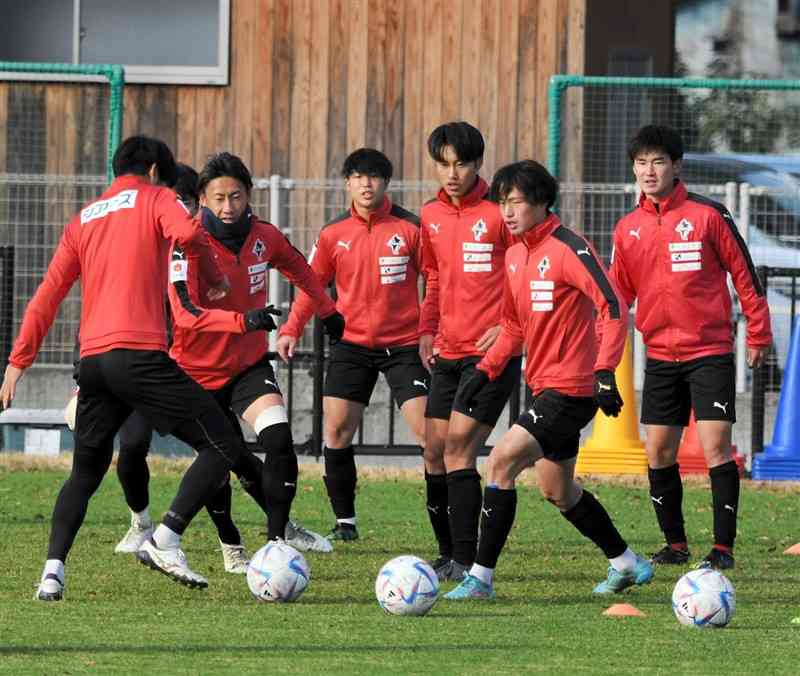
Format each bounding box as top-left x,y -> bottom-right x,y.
247,541 -> 310,603
672,568 -> 736,628
375,555 -> 439,616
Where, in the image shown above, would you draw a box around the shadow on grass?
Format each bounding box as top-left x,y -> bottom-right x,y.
0,643 -> 519,656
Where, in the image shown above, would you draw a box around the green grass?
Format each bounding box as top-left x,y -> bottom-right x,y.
1,460 -> 799,675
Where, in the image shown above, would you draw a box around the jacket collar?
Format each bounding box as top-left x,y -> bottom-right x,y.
638,179 -> 687,215
350,195 -> 392,225
112,174 -> 153,189
520,212 -> 561,251
435,176 -> 489,211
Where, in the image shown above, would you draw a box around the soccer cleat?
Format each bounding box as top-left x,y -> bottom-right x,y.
326,523 -> 359,542
428,556 -> 453,582
114,523 -> 154,554
593,556 -> 654,594
35,573 -> 64,602
220,541 -> 250,574
448,560 -> 470,582
696,548 -> 735,570
649,544 -> 691,565
137,539 -> 208,589
285,521 -> 333,553
443,573 -> 496,601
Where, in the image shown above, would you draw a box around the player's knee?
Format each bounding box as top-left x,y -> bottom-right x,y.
257,423 -> 294,458
253,406 -> 293,456
444,429 -> 474,459
72,447 -> 113,493
324,422 -> 355,449
423,439 -> 444,466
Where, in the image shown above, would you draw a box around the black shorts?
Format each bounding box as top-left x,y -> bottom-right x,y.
425,355 -> 522,428
323,341 -> 429,407
641,353 -> 736,426
210,356 -> 283,419
515,389 -> 598,462
75,349 -> 218,443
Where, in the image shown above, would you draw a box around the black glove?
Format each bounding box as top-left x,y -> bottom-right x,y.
459,368 -> 490,409
244,305 -> 282,332
594,369 -> 624,417
322,311 -> 345,343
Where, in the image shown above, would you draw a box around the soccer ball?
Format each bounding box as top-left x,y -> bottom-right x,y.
247,541 -> 310,603
375,555 -> 439,616
672,568 -> 736,628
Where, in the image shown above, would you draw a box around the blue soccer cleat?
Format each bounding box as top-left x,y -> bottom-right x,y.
593,556 -> 654,594
443,573 -> 496,600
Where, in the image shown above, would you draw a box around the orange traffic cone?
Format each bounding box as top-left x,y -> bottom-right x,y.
603,603 -> 646,617
676,412 -> 745,477
576,336 -> 648,475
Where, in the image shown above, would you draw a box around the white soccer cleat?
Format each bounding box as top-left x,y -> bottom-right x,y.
136,539 -> 208,589
114,523 -> 154,554
285,520 -> 333,553
35,574 -> 64,602
220,541 -> 250,574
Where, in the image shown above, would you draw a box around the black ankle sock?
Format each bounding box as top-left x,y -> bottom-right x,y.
475,486 -> 517,569
562,490 -> 627,559
425,471 -> 452,558
648,464 -> 687,546
206,479 -> 241,545
323,445 -> 357,520
446,468 -> 482,566
709,460 -> 739,550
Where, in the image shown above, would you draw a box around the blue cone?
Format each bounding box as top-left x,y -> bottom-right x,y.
753,317 -> 800,480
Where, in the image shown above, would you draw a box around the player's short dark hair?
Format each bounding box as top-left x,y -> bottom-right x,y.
197,152 -> 253,194
628,125 -> 684,161
174,163 -> 199,202
490,160 -> 558,209
112,135 -> 177,185
341,148 -> 393,181
427,121 -> 485,164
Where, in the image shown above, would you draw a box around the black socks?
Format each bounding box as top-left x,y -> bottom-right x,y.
475,486 -> 517,569
323,445 -> 357,521
425,471 -> 452,558
648,463 -> 687,547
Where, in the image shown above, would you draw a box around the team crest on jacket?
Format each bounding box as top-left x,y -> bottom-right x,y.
537,255 -> 551,279
675,218 -> 694,241
471,218 -> 488,241
387,233 -> 406,255
252,238 -> 266,260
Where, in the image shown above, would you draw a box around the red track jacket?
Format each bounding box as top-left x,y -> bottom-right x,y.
9,175 -> 223,368
478,214 -> 628,397
609,181 -> 772,362
169,215 -> 336,389
418,177 -> 516,359
279,197 -> 423,348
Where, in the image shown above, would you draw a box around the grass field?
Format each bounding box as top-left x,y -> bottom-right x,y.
1,455 -> 799,675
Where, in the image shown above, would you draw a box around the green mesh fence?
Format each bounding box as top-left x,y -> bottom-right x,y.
0,63 -> 124,365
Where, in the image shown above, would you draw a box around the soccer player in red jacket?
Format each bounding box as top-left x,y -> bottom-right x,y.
63,164 -> 203,557
277,148 -> 429,540
418,122 -> 520,581
168,152 -> 344,552
445,160 -> 654,600
0,136 -> 257,599
609,126 -> 771,570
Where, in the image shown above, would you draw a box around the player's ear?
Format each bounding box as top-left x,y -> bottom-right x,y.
673,158 -> 683,176
147,163 -> 160,185
474,157 -> 483,172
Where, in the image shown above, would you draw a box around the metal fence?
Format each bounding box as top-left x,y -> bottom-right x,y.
1,175 -> 798,459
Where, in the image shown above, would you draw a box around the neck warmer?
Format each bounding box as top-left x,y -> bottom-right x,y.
201,206 -> 253,254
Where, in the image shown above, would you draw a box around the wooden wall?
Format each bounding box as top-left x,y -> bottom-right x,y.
123,0 -> 588,182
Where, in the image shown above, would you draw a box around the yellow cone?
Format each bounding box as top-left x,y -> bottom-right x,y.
576,336 -> 648,475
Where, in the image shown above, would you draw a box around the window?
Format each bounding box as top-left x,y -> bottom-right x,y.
0,0 -> 230,85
